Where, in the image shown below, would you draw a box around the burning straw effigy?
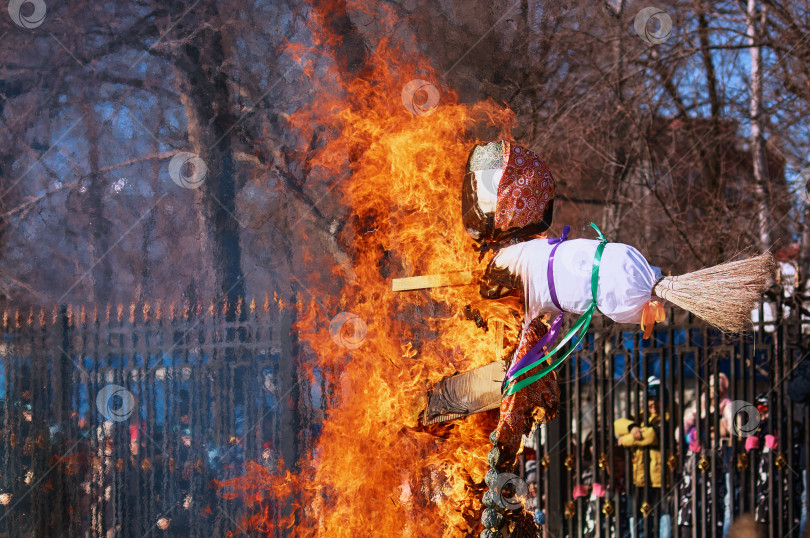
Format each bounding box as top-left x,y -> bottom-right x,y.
399,140 -> 774,536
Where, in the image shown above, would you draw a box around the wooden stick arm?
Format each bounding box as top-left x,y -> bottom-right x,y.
391,271 -> 475,291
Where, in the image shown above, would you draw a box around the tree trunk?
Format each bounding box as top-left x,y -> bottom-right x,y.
801,201 -> 810,292
604,0 -> 626,239
80,90 -> 114,303
172,9 -> 246,322
696,4 -> 727,258
747,0 -> 772,250
136,104 -> 162,305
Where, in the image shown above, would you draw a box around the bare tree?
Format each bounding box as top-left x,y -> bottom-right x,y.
748,0 -> 773,250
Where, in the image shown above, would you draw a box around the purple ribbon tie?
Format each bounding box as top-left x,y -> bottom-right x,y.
505,225 -> 570,381
547,225 -> 569,312
506,312 -> 564,380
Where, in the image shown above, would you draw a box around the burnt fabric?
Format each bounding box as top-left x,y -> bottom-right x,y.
462,140 -> 555,248
479,256 -> 523,299
494,315 -> 560,458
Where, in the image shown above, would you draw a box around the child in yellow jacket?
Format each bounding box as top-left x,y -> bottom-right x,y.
614,377 -> 664,489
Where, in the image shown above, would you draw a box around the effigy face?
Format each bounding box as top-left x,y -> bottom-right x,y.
462,140 -> 556,248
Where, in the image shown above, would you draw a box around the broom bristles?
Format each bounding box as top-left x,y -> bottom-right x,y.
653,254 -> 777,333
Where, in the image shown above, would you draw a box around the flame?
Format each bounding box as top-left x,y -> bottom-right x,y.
218,4 -> 524,535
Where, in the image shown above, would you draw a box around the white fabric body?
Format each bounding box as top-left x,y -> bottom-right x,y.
493,238 -> 663,325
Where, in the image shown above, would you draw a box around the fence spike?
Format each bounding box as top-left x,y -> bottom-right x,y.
28,306 -> 34,327
143,301 -> 151,323
117,304 -> 124,323
40,307 -> 46,327
80,304 -> 86,325
129,302 -> 136,324
250,295 -> 256,315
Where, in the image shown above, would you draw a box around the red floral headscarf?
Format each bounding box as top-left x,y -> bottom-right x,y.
462,140 -> 556,249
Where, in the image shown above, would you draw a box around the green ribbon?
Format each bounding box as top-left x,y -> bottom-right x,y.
503,223 -> 607,397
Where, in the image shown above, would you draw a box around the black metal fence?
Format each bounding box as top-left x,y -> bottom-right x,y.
525,290 -> 810,538
2,290 -> 809,538
0,298 -> 301,538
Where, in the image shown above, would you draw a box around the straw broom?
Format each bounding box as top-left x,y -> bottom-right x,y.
652,253 -> 776,332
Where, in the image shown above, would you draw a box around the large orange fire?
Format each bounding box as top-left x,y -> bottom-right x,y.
219,5 -> 526,536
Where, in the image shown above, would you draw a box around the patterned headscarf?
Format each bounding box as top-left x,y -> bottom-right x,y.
462,140 -> 555,251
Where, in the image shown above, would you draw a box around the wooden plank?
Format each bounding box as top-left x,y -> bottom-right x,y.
391,271 -> 475,291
